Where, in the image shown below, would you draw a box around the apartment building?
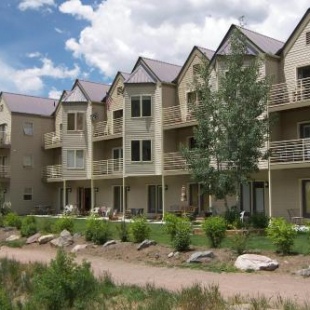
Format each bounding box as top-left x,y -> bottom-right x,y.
1,9 -> 310,219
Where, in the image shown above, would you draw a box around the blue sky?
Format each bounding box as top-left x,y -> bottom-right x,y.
0,0 -> 309,99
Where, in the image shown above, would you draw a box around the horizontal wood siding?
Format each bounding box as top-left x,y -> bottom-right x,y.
265,56 -> 281,84
0,97 -> 12,140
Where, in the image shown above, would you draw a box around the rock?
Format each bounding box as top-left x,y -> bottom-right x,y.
103,240 -> 116,247
71,244 -> 88,253
234,254 -> 279,271
5,234 -> 20,242
186,251 -> 215,263
295,268 -> 310,277
50,230 -> 74,247
174,251 -> 180,258
168,252 -> 174,258
26,233 -> 41,244
38,234 -> 55,244
137,239 -> 157,251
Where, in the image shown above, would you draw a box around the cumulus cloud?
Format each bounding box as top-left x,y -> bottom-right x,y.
18,0 -> 56,11
58,0 -> 309,79
0,56 -> 80,95
48,87 -> 63,99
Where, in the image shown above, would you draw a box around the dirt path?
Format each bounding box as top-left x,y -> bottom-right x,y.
0,246 -> 310,303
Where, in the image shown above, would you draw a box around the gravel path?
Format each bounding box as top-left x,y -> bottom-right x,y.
0,246 -> 309,303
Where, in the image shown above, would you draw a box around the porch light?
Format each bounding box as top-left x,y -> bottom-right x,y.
126,186 -> 130,191
181,185 -> 187,202
67,187 -> 72,193
165,185 -> 168,190
264,181 -> 269,188
94,187 -> 99,192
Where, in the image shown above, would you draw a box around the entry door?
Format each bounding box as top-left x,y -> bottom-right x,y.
112,148 -> 123,172
302,180 -> 310,218
147,185 -> 162,213
113,186 -> 127,212
77,188 -> 91,213
253,182 -> 265,213
189,183 -> 209,213
241,182 -> 265,214
0,156 -> 7,177
299,123 -> 310,160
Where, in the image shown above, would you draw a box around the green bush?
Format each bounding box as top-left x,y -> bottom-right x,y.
202,216 -> 227,248
117,220 -> 129,242
39,218 -> 54,233
164,213 -> 182,241
32,249 -> 98,310
266,217 -> 297,255
85,216 -> 112,245
249,213 -> 269,229
230,232 -> 249,255
172,220 -> 192,251
129,216 -> 150,243
224,207 -> 239,225
4,212 -> 22,229
20,216 -> 38,237
53,216 -> 74,233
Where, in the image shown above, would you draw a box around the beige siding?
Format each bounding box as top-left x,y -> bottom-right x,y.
0,97 -> 12,138
55,104 -> 63,136
93,139 -> 122,161
265,56 -> 281,85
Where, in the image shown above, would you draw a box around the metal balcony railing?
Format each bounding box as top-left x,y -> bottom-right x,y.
93,118 -> 123,138
44,132 -> 62,149
43,165 -> 62,179
163,106 -> 195,126
0,132 -> 11,147
93,158 -> 123,176
0,165 -> 10,178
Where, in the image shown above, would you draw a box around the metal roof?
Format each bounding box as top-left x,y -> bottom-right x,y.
78,80 -> 110,102
197,46 -> 215,60
1,92 -> 56,116
126,65 -> 157,84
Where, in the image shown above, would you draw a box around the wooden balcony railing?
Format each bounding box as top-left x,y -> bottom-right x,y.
0,165 -> 10,178
44,132 -> 62,149
163,106 -> 195,126
269,77 -> 310,107
43,165 -> 62,180
270,138 -> 310,165
93,158 -> 123,176
0,132 -> 10,147
93,117 -> 123,138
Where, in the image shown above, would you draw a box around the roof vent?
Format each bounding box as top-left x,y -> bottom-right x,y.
306,32 -> 310,45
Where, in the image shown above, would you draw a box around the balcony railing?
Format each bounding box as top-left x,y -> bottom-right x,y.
270,138 -> 310,165
43,165 -> 63,180
0,165 -> 10,178
0,132 -> 10,147
164,152 -> 189,171
163,106 -> 195,127
93,117 -> 123,138
44,132 -> 62,149
93,158 -> 123,177
269,77 -> 310,107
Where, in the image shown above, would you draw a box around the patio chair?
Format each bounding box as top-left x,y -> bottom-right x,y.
287,209 -> 304,225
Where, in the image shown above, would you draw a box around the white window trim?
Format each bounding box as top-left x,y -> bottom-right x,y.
130,95 -> 152,118
131,139 -> 152,162
23,187 -> 33,201
67,149 -> 85,169
67,111 -> 85,131
23,122 -> 34,136
297,121 -> 310,138
23,155 -> 33,168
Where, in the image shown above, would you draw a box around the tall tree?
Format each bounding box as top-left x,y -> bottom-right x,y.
183,29 -> 270,208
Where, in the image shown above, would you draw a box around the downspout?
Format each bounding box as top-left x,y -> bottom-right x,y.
160,83 -> 165,221
122,91 -> 126,220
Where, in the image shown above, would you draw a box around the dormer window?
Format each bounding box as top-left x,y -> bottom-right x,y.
67,112 -> 84,131
306,32 -> 310,45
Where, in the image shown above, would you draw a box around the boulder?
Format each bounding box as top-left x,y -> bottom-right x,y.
50,230 -> 74,247
38,234 -> 55,245
5,234 -> 20,242
26,233 -> 41,244
71,244 -> 88,253
137,239 -> 157,251
294,268 -> 310,277
168,251 -> 180,258
234,254 -> 279,271
187,251 -> 215,263
103,240 -> 116,247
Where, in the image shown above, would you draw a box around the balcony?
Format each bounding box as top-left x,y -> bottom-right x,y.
164,152 -> 189,174
0,165 -> 10,179
93,158 -> 123,178
43,165 -> 63,181
0,132 -> 10,148
93,118 -> 123,141
269,77 -> 310,112
163,106 -> 196,129
270,138 -> 310,169
44,132 -> 62,149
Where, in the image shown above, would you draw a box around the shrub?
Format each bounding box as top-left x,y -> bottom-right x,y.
202,216 -> 227,248
32,249 -> 98,310
53,215 -> 74,233
249,213 -> 269,229
85,216 -> 112,245
164,213 -> 182,241
117,220 -> 129,242
0,202 -> 11,216
172,220 -> 192,251
4,212 -> 22,229
20,216 -> 38,237
129,216 -> 150,243
224,207 -> 239,226
266,217 -> 297,255
39,218 -> 53,233
230,232 -> 249,255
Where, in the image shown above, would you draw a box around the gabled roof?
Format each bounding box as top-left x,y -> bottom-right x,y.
78,80 -> 110,102
125,65 -> 157,84
107,71 -> 130,95
276,8 -> 310,55
197,46 -> 215,60
0,92 -> 56,116
130,57 -> 182,83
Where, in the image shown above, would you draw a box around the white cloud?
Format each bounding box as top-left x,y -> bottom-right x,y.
48,87 -> 63,99
58,0 -> 310,79
55,27 -> 64,34
0,57 -> 80,95
18,0 -> 56,11
27,52 -> 42,58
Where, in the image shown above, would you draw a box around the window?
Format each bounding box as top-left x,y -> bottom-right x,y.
131,96 -> 152,117
188,136 -> 196,149
193,64 -> 201,76
187,92 -> 196,105
23,155 -> 33,168
306,32 -> 310,45
67,150 -> 84,169
117,86 -> 124,95
23,187 -> 32,201
67,112 -> 84,131
23,122 -> 33,136
131,140 -> 152,162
